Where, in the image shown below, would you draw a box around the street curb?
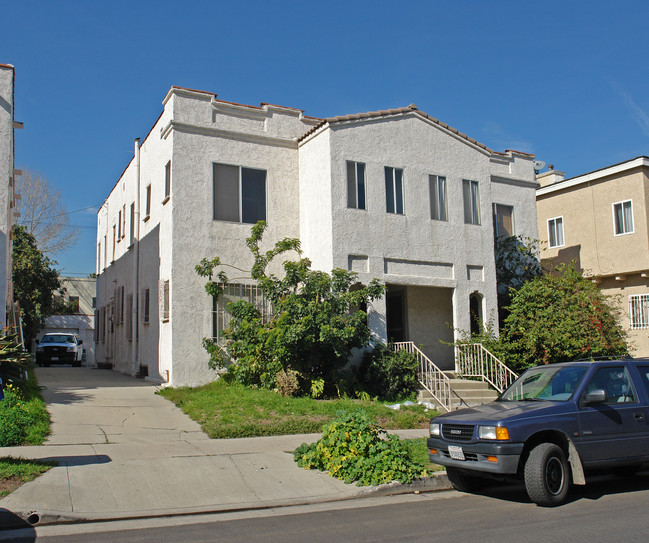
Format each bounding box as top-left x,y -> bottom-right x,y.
0,472 -> 453,529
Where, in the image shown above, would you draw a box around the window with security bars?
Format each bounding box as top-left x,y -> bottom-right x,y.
212,283 -> 273,342
629,294 -> 649,329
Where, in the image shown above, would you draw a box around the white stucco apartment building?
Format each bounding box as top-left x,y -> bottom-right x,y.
0,63 -> 18,329
95,87 -> 538,386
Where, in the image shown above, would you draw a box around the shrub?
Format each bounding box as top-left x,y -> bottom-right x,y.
275,369 -> 300,397
294,410 -> 426,486
501,263 -> 629,370
0,386 -> 29,447
357,344 -> 419,401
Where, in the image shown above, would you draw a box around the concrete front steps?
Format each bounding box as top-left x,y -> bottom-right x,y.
418,377 -> 499,410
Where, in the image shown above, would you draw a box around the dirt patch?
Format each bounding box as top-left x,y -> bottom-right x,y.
0,476 -> 24,497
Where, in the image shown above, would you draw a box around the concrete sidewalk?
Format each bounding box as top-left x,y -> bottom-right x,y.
0,368 -> 450,527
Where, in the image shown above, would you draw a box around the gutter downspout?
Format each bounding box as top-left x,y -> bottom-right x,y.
132,138 -> 141,375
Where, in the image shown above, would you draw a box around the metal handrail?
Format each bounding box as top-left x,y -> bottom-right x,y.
455,343 -> 518,393
391,341 -> 453,412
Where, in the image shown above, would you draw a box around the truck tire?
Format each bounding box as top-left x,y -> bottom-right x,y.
446,467 -> 483,493
524,443 -> 570,506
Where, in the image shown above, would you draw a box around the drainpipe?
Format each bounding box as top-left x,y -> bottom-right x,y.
132,138 -> 141,376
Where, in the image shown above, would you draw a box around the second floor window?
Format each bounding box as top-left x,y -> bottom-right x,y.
346,161 -> 366,210
145,184 -> 151,219
494,204 -> 514,238
429,175 -> 447,221
613,200 -> 634,235
164,161 -> 171,202
213,163 -> 266,224
548,216 -> 564,248
385,166 -> 404,214
462,179 -> 480,225
630,294 -> 649,329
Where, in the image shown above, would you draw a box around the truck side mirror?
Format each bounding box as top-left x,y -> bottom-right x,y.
583,389 -> 607,406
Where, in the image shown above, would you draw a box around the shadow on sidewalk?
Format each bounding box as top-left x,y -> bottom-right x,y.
0,508 -> 37,537
39,454 -> 112,467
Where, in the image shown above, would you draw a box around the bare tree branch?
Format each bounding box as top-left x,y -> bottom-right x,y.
15,169 -> 80,255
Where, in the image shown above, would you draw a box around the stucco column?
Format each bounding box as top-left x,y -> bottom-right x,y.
368,295 -> 387,346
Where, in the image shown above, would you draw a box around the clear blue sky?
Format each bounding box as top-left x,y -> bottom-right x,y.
3,0 -> 648,275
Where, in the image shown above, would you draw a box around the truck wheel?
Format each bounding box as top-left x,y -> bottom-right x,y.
524,443 -> 570,506
446,467 -> 483,493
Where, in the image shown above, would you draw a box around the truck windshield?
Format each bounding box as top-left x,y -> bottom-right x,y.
500,366 -> 588,402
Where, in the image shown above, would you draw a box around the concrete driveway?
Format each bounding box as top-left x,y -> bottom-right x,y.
35,367 -> 208,445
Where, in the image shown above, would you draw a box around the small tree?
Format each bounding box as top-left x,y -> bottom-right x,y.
12,225 -> 62,348
15,169 -> 80,255
500,263 -> 629,371
494,235 -> 542,325
196,222 -> 385,394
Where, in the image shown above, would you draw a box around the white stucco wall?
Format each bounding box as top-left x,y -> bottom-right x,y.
0,64 -> 14,327
96,89 -> 539,384
300,113 -> 502,365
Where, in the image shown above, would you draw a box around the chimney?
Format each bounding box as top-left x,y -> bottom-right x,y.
536,165 -> 565,188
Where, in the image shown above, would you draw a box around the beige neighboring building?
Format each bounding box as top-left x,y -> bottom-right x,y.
536,157 -> 649,356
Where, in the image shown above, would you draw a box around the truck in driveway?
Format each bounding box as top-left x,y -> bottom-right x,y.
428,359 -> 649,506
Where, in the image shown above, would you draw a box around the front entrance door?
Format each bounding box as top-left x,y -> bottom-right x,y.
386,288 -> 407,343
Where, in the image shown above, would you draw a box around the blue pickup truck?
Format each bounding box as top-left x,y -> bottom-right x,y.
428,359 -> 649,506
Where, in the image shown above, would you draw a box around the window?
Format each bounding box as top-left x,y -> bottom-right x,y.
584,367 -> 636,404
97,242 -> 101,272
462,179 -> 480,225
92,297 -> 96,309
119,286 -> 124,324
142,288 -> 150,323
346,161 -> 366,210
494,204 -> 514,237
629,294 -> 649,329
548,217 -> 564,248
129,202 -> 135,245
112,225 -> 116,262
117,210 -> 122,240
126,294 -> 133,341
613,200 -> 634,235
212,283 -> 273,342
122,204 -> 126,238
100,307 -> 106,342
162,280 -> 170,322
145,184 -> 151,220
213,163 -> 266,224
94,310 -> 99,342
429,175 -> 447,221
385,166 -> 404,214
164,161 -> 171,203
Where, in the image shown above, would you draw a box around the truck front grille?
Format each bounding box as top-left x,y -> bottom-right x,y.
441,424 -> 474,442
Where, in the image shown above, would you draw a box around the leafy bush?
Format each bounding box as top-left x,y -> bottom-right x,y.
275,369 -> 300,397
196,221 -> 384,395
0,330 -> 31,386
357,344 -> 419,401
501,263 -> 629,371
0,385 -> 29,447
294,410 -> 427,486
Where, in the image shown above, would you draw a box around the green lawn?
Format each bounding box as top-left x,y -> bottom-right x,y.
0,457 -> 53,498
158,379 -> 437,439
20,369 -> 51,445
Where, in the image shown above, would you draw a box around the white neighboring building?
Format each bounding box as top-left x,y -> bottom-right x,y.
96,87 -> 538,387
0,63 -> 19,329
38,277 -> 96,364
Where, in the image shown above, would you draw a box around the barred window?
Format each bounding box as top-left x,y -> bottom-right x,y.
629,294 -> 649,329
212,283 -> 273,342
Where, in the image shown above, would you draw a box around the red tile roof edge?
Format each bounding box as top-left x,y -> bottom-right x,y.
298,106 -> 495,153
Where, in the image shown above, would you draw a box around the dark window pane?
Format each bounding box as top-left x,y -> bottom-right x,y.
241,167 -> 266,224
395,168 -> 403,214
213,164 -> 240,222
357,163 -> 365,210
347,161 -> 356,208
385,167 -> 395,213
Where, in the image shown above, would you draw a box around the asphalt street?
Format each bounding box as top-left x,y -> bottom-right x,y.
6,471 -> 649,543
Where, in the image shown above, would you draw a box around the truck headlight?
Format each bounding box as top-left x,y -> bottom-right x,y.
430,422 -> 440,436
478,426 -> 510,440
